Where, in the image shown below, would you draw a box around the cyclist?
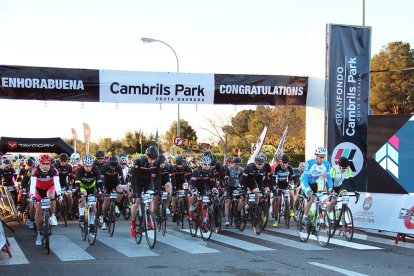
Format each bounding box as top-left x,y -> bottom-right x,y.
55,153 -> 74,220
224,155 -> 235,171
100,156 -> 125,230
240,154 -> 267,207
70,152 -> 81,166
0,158 -> 17,204
75,155 -> 103,231
119,156 -> 129,183
300,147 -> 333,224
188,155 -> 218,231
30,154 -> 61,246
130,146 -> 159,238
271,154 -> 295,227
153,154 -> 173,219
93,150 -> 106,173
189,157 -> 198,171
326,156 -> 360,214
171,155 -> 192,222
17,157 -> 36,228
224,156 -> 244,226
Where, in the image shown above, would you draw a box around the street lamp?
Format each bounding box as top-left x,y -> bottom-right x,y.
141,37 -> 181,137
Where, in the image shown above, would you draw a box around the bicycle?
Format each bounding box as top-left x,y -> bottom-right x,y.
259,190 -> 270,230
119,186 -> 132,220
228,188 -> 244,228
134,191 -> 157,249
17,187 -> 30,223
56,188 -> 69,227
175,189 -> 188,229
277,187 -> 291,229
293,186 -> 306,223
210,190 -> 222,234
239,192 -> 263,235
80,194 -> 98,245
329,191 -> 359,241
106,190 -> 118,237
297,191 -> 331,247
188,190 -> 213,241
157,191 -> 169,236
34,197 -> 52,255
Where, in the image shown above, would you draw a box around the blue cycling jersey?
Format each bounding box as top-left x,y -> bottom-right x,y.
300,159 -> 333,193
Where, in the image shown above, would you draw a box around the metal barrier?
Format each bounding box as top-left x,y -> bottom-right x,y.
0,186 -> 18,222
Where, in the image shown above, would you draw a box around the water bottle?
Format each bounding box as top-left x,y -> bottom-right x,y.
308,204 -> 316,222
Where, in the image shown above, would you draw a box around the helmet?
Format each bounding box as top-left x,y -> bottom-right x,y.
120,156 -> 128,164
26,157 -> 35,167
226,156 -> 234,163
70,152 -> 80,160
200,156 -> 211,164
59,153 -> 69,162
109,156 -> 118,167
175,155 -> 184,165
255,154 -> 266,164
203,151 -> 214,160
210,156 -> 218,166
82,155 -> 94,165
158,154 -> 167,163
145,146 -> 159,159
39,154 -> 52,164
315,147 -> 327,157
339,156 -> 349,167
167,156 -> 173,163
234,156 -> 242,164
96,150 -> 105,159
3,159 -> 11,166
281,154 -> 290,164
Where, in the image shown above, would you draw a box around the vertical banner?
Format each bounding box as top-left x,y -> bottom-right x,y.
326,24 -> 371,192
83,123 -> 91,155
71,128 -> 77,153
272,125 -> 288,164
247,126 -> 267,164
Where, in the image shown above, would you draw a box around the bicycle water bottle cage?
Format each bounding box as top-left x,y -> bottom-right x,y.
41,198 -> 51,209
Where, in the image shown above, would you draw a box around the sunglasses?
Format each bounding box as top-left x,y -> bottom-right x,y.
97,158 -> 104,160
340,166 -> 347,170
256,162 -> 264,166
202,163 -> 211,166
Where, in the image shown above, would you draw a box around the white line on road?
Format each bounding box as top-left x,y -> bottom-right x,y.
0,238 -> 29,265
309,262 -> 369,276
158,233 -> 219,254
50,235 -> 95,261
97,236 -> 158,257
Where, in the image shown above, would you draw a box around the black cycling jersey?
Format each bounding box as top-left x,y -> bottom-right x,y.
100,163 -> 125,186
93,160 -> 106,172
159,163 -> 173,186
189,167 -> 216,195
17,166 -> 32,189
172,164 -> 192,187
75,166 -> 102,190
54,161 -> 73,189
0,167 -> 16,186
241,163 -> 269,190
271,164 -> 294,187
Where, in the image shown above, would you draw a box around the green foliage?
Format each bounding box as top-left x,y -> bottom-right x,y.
162,120 -> 198,152
370,41 -> 414,114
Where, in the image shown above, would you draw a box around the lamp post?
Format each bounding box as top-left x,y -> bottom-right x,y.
141,37 -> 181,138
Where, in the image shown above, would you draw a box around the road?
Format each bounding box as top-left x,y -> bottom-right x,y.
1,216 -> 414,276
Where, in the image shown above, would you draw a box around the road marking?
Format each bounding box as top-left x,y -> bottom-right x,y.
232,229 -> 329,251
50,235 -> 95,261
97,236 -> 158,257
181,229 -> 274,251
309,262 -> 369,276
0,238 -> 29,265
158,233 -> 219,254
269,227 -> 382,250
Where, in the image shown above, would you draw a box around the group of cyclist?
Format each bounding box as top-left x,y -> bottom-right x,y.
0,145 -> 359,246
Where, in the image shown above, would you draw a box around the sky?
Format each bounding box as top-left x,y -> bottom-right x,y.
0,0 -> 413,144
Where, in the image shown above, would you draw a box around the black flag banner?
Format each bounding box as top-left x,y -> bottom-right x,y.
0,65 -> 99,101
326,24 -> 371,192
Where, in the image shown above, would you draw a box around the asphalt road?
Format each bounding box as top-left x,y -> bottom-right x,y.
1,216 -> 414,276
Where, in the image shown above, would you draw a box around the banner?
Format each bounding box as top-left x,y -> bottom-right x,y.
0,65 -> 308,106
0,136 -> 74,154
247,126 -> 267,164
349,192 -> 414,234
273,125 -> 288,163
0,65 -> 99,101
326,24 -> 371,192
71,128 -> 77,153
83,123 -> 91,155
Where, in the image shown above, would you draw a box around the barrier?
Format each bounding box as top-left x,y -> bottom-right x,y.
0,186 -> 18,222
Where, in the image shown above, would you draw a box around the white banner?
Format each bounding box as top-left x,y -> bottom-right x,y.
99,70 -> 215,105
248,126 -> 267,164
349,192 -> 414,234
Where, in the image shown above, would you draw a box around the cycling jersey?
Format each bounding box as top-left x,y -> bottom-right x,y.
225,165 -> 244,187
100,163 -> 125,193
189,167 -> 216,195
271,164 -> 295,189
54,161 -> 72,190
131,156 -> 157,197
330,165 -> 356,193
17,166 -> 32,189
300,159 -> 333,194
30,165 -> 61,200
0,167 -> 16,187
240,163 -> 269,191
75,166 -> 102,192
172,164 -> 192,190
159,163 -> 173,186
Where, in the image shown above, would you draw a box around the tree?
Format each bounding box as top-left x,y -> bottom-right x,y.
370,41 -> 414,114
162,120 -> 198,152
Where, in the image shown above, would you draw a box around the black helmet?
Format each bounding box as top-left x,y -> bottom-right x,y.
145,146 -> 159,159
175,155 -> 184,165
281,154 -> 290,164
158,154 -> 167,163
3,159 -> 11,165
59,153 -> 69,162
255,154 -> 266,164
234,156 -> 242,164
211,156 -> 218,166
339,157 -> 349,167
96,150 -> 105,159
109,156 -> 118,167
27,158 -> 35,167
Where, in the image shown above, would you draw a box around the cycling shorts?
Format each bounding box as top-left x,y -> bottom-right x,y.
35,185 -> 55,201
132,181 -> 154,198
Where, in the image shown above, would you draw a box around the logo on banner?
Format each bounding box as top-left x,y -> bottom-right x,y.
363,196 -> 372,211
332,142 -> 363,175
7,141 -> 18,149
398,206 -> 414,229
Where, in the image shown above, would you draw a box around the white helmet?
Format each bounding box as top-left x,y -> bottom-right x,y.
315,147 -> 327,157
70,152 -> 80,160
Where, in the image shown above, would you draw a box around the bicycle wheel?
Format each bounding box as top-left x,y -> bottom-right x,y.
260,200 -> 269,230
108,202 -> 116,237
122,197 -> 131,220
134,211 -> 143,244
81,210 -> 88,241
239,206 -> 247,232
178,199 -> 185,228
200,206 -> 213,241
293,196 -> 304,223
329,207 -> 338,238
189,213 -> 198,237
316,209 -> 331,247
158,202 -> 167,236
297,208 -> 310,242
252,205 -> 263,235
61,199 -> 68,227
284,198 -> 290,229
341,206 -> 354,241
88,209 -> 98,245
212,202 -> 221,234
43,213 -> 51,255
144,210 -> 157,249
97,198 -> 103,228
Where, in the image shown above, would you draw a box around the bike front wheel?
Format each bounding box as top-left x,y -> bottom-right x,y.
341,206 -> 354,241
200,207 -> 213,241
316,209 -> 331,247
297,208 -> 310,243
108,202 -> 116,237
87,210 -> 98,245
144,210 -> 157,249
